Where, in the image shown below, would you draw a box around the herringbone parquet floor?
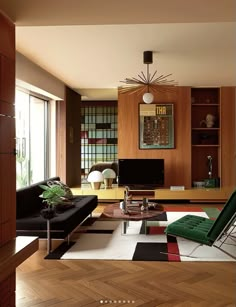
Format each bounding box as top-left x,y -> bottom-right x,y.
16,204 -> 236,307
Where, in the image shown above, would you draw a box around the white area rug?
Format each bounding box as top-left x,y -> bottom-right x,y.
58,211 -> 236,261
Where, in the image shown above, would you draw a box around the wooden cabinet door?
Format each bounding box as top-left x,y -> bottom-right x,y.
0,55 -> 15,106
0,115 -> 15,246
0,115 -> 15,154
0,154 -> 16,245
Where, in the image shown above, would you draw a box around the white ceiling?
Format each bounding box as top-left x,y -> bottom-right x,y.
1,0 -> 236,100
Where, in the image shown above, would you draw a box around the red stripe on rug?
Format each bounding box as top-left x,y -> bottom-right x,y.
149,226 -> 166,235
167,242 -> 181,261
164,206 -> 203,212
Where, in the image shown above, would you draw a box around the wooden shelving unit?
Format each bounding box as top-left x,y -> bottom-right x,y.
191,87 -> 221,186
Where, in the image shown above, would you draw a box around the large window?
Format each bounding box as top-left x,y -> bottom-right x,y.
15,88 -> 53,188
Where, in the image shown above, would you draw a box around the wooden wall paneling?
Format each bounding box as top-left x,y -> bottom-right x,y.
56,86 -> 81,186
65,86 -> 81,187
118,86 -> 192,188
0,153 -> 16,245
118,92 -> 139,157
0,10 -> 16,305
0,273 -> 15,307
174,87 -> 192,187
0,55 -> 15,104
0,12 -> 15,60
0,99 -> 14,116
0,116 -> 16,247
0,115 -> 15,153
220,87 -> 236,188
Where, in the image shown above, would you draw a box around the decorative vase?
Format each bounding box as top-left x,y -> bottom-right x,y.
40,207 -> 56,220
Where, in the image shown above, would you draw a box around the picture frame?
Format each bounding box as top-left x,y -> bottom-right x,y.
139,103 -> 174,149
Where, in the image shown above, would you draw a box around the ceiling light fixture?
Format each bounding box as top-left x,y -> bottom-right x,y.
120,51 -> 177,104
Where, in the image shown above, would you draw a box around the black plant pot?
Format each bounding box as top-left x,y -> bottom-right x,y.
40,207 -> 56,220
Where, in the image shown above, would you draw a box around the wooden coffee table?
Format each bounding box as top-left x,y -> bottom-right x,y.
103,202 -> 163,234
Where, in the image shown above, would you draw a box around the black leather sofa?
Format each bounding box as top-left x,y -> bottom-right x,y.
16,177 -> 98,241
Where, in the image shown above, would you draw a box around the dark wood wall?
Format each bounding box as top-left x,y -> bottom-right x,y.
56,86 -> 81,186
0,10 -> 16,306
118,87 -> 192,188
118,86 -> 235,189
220,87 -> 236,187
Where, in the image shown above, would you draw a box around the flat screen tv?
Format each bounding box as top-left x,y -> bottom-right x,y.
118,158 -> 164,189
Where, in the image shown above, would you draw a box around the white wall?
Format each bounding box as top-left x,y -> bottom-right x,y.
16,52 -> 65,100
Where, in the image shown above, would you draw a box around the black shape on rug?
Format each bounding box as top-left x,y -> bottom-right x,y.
44,241 -> 75,259
132,242 -> 169,261
147,211 -> 167,221
81,229 -> 114,234
139,212 -> 167,234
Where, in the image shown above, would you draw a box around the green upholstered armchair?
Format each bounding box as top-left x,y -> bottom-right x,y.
164,190 -> 236,259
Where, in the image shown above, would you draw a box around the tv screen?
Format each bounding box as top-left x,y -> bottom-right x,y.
118,159 -> 164,189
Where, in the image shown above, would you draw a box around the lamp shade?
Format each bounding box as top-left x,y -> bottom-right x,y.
102,168 -> 116,179
87,171 -> 104,182
143,92 -> 154,104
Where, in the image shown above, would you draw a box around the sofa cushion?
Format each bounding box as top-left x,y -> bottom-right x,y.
16,177 -> 60,218
47,180 -> 74,199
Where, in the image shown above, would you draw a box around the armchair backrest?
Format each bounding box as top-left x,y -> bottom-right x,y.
207,189 -> 236,242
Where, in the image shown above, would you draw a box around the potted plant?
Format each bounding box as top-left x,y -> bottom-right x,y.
39,184 -> 66,219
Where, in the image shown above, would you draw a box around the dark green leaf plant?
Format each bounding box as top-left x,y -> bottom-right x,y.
39,184 -> 66,208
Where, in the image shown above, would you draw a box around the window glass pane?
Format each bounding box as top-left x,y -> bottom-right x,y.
15,90 -> 30,188
29,95 -> 46,183
15,89 -> 51,188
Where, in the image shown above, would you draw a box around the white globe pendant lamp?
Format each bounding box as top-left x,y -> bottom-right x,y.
143,92 -> 154,104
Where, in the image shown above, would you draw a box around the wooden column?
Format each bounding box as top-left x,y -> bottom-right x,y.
56,86 -> 81,186
0,10 -> 16,306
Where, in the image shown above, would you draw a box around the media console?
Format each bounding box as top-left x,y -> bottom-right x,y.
71,185 -> 231,203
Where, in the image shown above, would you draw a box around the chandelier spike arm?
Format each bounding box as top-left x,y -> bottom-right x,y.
120,85 -> 147,95
120,78 -> 143,84
149,70 -> 158,83
129,85 -> 148,95
119,51 -> 177,103
151,74 -> 167,82
151,73 -> 173,84
139,72 -> 148,83
131,77 -> 146,84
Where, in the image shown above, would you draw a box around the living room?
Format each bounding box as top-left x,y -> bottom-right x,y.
0,1 -> 236,306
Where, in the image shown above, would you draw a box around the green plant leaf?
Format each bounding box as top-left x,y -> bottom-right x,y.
39,183 -> 66,206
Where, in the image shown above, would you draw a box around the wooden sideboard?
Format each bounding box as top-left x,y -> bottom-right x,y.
71,184 -> 233,203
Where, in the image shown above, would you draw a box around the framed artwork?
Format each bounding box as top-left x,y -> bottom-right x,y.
139,103 -> 174,149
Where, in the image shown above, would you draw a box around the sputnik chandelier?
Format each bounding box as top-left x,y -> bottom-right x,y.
119,51 -> 177,104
